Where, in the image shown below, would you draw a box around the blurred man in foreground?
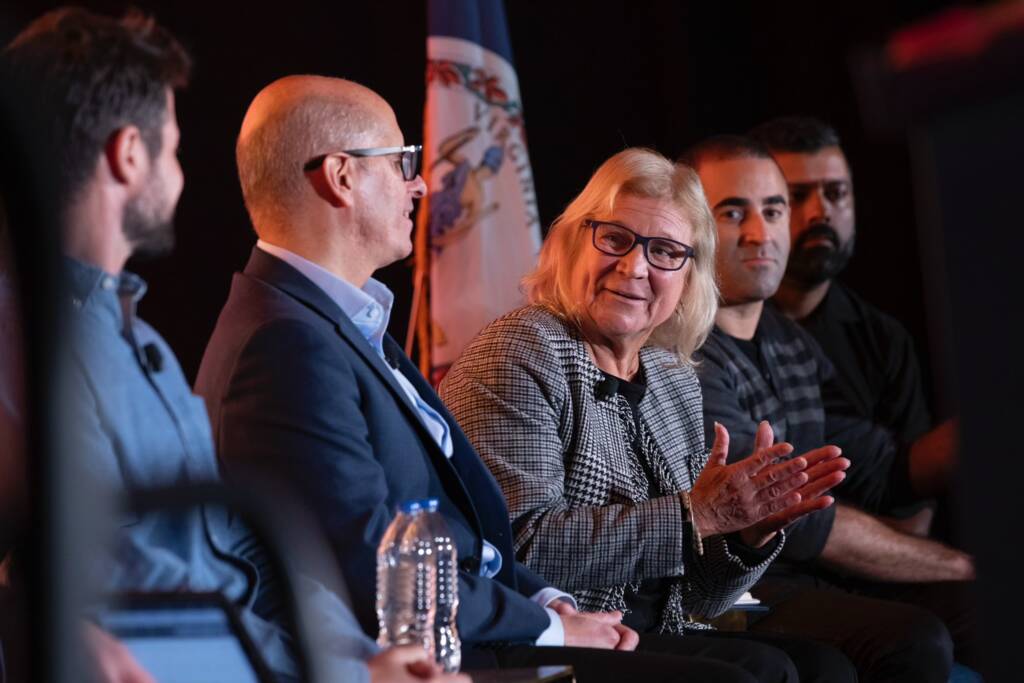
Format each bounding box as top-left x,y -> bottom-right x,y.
3,8 -> 464,682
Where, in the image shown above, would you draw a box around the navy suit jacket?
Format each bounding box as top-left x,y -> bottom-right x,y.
196,248 -> 551,645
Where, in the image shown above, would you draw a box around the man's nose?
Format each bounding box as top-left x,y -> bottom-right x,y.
409,174 -> 427,199
739,214 -> 768,245
806,186 -> 832,223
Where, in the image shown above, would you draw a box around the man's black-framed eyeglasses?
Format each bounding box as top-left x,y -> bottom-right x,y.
304,144 -> 422,181
583,219 -> 695,271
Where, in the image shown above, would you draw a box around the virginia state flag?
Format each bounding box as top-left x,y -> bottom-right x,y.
412,0 -> 541,384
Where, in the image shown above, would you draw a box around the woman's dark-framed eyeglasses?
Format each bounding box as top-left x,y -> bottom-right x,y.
303,144 -> 422,181
583,219 -> 695,271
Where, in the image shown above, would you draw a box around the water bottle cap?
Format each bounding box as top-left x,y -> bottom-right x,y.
398,500 -> 422,514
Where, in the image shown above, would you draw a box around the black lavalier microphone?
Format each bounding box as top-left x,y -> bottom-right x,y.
595,375 -> 619,401
142,342 -> 164,373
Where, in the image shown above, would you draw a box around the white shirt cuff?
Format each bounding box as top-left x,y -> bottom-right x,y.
530,587 -> 578,611
530,588 -> 576,647
535,607 -> 565,646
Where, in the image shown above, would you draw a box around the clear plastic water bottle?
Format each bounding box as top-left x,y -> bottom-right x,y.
422,499 -> 461,672
376,500 -> 436,656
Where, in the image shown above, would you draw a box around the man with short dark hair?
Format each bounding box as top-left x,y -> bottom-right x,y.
2,9 -> 460,683
684,135 -> 979,682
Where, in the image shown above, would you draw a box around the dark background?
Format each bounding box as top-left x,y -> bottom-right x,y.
6,3 -> 1023,676
2,0 -> 966,413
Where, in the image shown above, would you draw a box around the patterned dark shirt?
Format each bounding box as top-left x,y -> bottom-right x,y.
697,306 -> 836,562
696,305 -> 917,564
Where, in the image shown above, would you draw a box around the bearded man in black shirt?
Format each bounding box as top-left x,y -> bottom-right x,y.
749,117 -> 954,502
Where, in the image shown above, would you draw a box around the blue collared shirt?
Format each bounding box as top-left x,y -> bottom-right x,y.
61,256 -> 377,678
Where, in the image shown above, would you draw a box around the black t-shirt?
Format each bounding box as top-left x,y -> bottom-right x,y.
792,282 -> 932,443
732,335 -> 760,370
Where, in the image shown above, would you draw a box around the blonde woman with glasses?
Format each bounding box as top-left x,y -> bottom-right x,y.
441,147 -> 854,682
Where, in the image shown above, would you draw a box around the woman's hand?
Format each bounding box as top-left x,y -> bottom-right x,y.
688,421 -> 849,545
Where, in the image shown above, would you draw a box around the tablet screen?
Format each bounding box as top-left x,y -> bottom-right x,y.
99,603 -> 262,683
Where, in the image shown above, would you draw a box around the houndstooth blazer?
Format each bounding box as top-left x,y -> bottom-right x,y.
440,305 -> 783,625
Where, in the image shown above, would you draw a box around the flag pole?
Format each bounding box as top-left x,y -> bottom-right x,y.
407,186 -> 432,378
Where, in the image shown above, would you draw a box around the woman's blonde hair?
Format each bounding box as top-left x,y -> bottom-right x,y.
523,147 -> 718,365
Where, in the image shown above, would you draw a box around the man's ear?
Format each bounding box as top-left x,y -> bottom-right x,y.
307,154 -> 354,208
103,125 -> 149,188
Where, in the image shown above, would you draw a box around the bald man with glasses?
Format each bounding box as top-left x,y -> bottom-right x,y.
197,75 -> 744,683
